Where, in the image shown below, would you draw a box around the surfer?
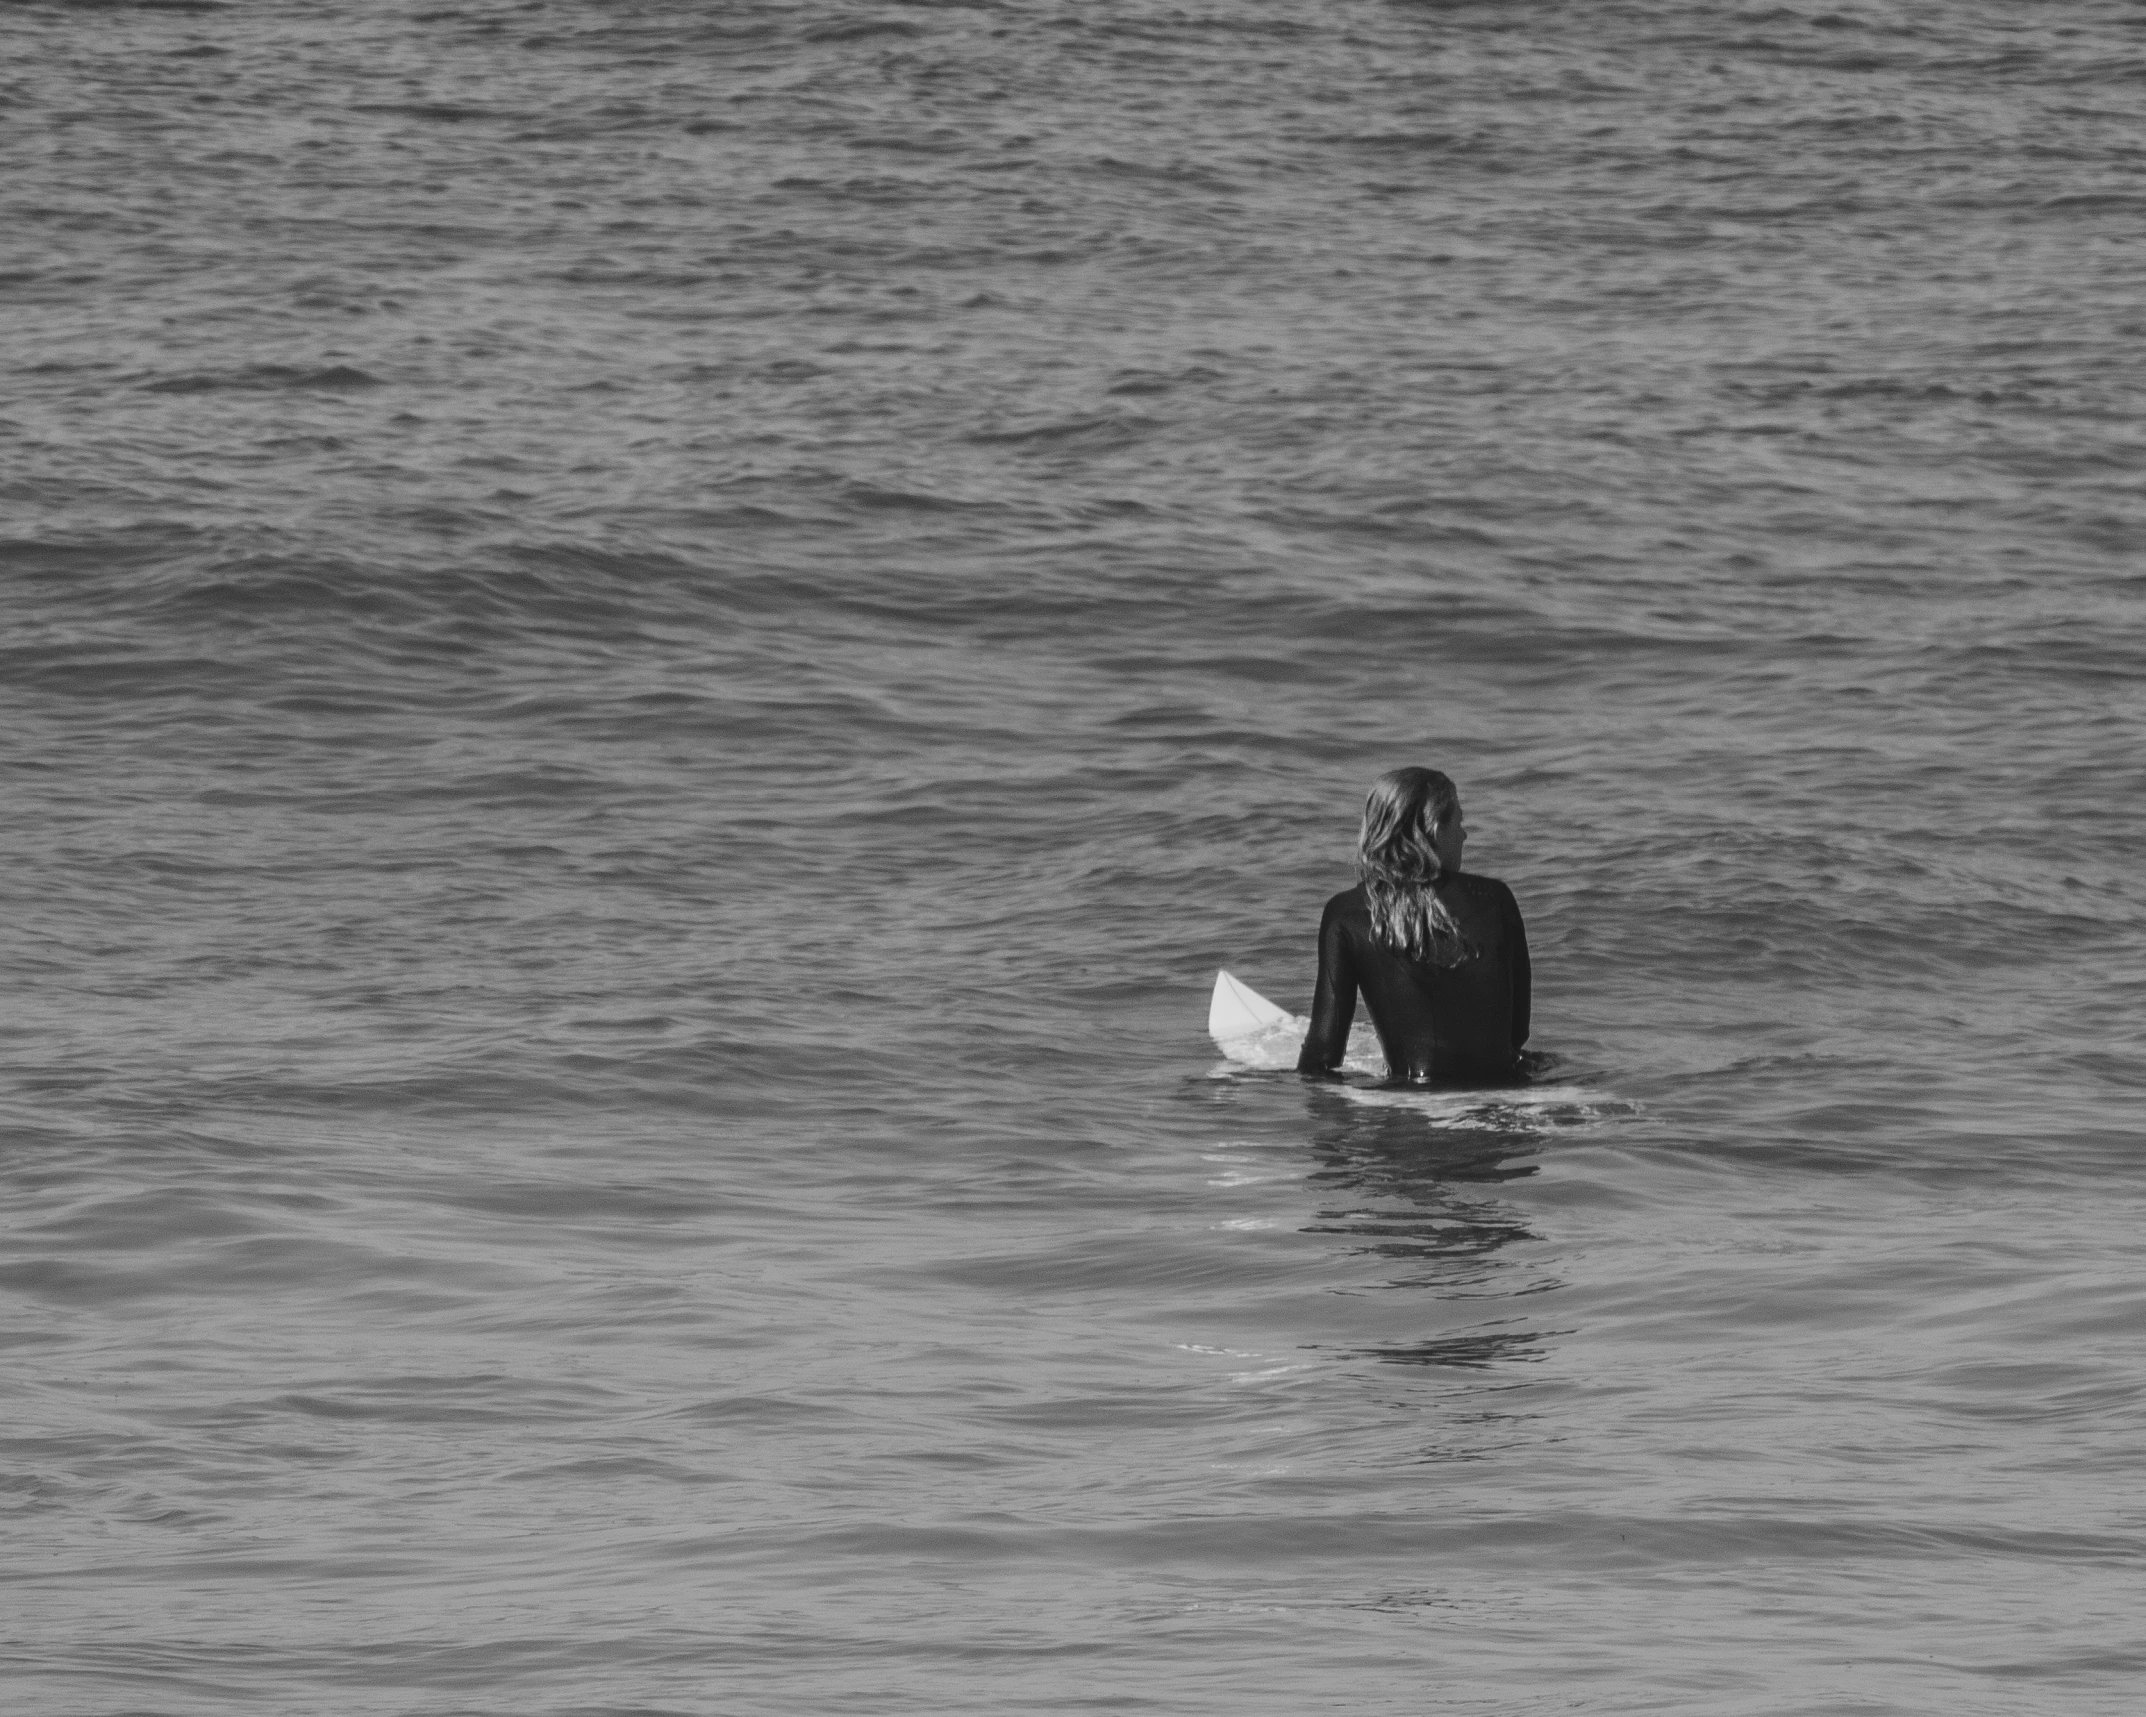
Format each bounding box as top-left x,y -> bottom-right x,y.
1297,767 -> 1530,1085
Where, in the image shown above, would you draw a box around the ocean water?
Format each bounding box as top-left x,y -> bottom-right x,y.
5,2 -> 2144,1711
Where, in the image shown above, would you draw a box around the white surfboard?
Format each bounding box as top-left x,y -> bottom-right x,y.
1208,969 -> 1295,1040
1207,972 -> 1620,1125
1207,970 -> 1385,1074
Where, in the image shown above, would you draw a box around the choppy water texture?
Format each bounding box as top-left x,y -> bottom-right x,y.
5,2 -> 2145,1712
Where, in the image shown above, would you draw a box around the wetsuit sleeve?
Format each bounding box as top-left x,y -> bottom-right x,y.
1296,894 -> 1358,1076
1506,884 -> 1531,1053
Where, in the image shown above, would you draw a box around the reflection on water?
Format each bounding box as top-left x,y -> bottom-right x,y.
1298,1086 -> 1560,1369
1363,1329 -> 1552,1370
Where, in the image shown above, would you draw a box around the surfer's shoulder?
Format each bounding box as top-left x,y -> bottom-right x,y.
1444,869 -> 1519,909
1315,883 -> 1370,944
1474,872 -> 1526,924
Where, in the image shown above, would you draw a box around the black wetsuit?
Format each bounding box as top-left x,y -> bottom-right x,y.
1296,876 -> 1531,1085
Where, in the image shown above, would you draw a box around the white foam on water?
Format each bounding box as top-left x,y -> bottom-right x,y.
1342,1083 -> 1633,1130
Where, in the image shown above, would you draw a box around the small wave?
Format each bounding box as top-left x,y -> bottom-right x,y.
963,414 -> 1156,450
2039,191 -> 2146,213
839,480 -> 998,514
1344,1084 -> 1634,1131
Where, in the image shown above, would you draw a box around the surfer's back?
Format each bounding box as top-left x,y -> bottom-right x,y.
1298,878 -> 1529,1084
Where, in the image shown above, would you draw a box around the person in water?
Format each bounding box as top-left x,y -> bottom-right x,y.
1297,767 -> 1531,1085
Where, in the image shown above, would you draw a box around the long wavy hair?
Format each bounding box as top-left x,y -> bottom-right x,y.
1358,767 -> 1476,966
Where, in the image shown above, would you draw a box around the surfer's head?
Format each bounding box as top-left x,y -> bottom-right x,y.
1359,767 -> 1462,878
1357,767 -> 1474,964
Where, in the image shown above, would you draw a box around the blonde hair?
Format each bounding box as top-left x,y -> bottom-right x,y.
1357,767 -> 1476,966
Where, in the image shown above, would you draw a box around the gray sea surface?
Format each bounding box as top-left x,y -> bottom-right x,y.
5,2 -> 2145,1712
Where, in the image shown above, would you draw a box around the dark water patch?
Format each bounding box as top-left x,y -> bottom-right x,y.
1320,128 -> 1501,157
0,526 -> 208,579
1092,154 -> 1242,195
842,130 -> 973,158
1352,1328 -> 1555,1368
803,18 -> 925,44
140,364 -> 382,395
1,651 -> 244,699
349,102 -> 515,125
48,0 -> 227,12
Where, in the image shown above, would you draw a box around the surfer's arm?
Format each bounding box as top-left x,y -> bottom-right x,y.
1506,884 -> 1531,1052
1296,895 -> 1358,1077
